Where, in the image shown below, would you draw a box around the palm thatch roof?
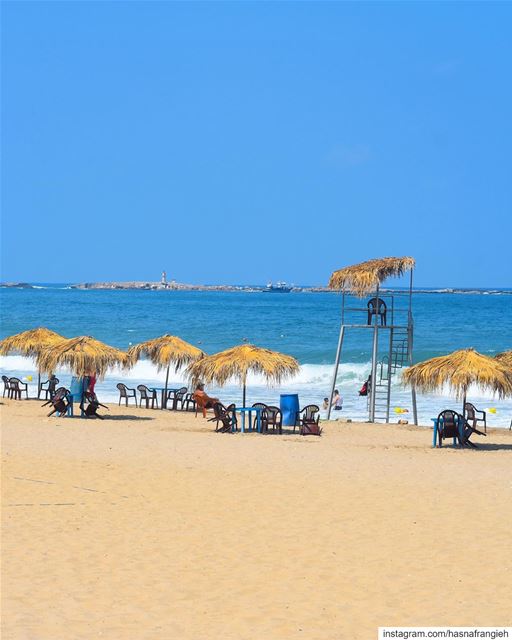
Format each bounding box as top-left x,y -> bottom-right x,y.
127,335 -> 205,372
402,348 -> 512,400
328,257 -> 415,297
187,344 -> 299,387
0,327 -> 65,357
37,336 -> 129,378
495,350 -> 512,369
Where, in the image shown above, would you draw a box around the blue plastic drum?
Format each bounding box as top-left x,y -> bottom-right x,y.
280,393 -> 299,427
69,376 -> 87,402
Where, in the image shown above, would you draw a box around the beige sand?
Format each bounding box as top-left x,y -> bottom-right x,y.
1,398 -> 511,639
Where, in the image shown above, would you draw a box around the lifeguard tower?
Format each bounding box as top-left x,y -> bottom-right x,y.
327,257 -> 418,424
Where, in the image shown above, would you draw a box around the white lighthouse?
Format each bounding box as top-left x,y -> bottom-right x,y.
161,270 -> 167,287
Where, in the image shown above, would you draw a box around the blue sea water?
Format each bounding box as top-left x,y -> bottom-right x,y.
1,286 -> 511,426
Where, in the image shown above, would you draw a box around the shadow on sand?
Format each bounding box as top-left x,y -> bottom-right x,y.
55,414 -> 154,422
472,442 -> 512,452
100,414 -> 154,422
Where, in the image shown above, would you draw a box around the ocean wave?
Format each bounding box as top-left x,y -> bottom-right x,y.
1,355 -> 511,427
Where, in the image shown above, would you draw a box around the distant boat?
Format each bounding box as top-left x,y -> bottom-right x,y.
264,281 -> 293,293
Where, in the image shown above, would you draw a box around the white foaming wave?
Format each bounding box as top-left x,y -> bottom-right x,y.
2,355 -> 511,427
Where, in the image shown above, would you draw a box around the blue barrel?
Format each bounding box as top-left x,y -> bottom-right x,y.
70,376 -> 87,402
280,393 -> 299,427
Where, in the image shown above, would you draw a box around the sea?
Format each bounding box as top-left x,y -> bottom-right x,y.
1,285 -> 511,427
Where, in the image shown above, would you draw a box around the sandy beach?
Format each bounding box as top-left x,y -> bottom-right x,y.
1,399 -> 511,639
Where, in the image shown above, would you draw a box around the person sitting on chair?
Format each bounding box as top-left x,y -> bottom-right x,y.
193,383 -> 219,418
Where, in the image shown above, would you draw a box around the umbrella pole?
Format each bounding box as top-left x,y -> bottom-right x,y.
242,381 -> 246,408
164,363 -> 170,410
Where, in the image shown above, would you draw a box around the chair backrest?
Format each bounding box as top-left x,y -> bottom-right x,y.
49,377 -> 59,391
225,403 -> 237,423
212,402 -> 228,420
252,402 -> 267,411
2,375 -> 10,385
117,383 -> 127,396
266,406 -> 282,423
137,384 -> 150,399
438,410 -> 460,438
53,387 -> 69,402
368,297 -> 387,314
9,377 -> 21,390
464,403 -> 476,419
176,386 -> 188,398
302,404 -> 320,421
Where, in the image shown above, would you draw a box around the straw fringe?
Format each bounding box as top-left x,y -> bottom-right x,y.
0,327 -> 65,357
37,336 -> 128,379
402,348 -> 512,399
127,335 -> 205,372
328,257 -> 415,297
186,344 -> 299,387
495,350 -> 512,369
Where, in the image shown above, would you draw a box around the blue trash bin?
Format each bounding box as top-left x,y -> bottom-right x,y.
280,393 -> 299,427
70,376 -> 87,402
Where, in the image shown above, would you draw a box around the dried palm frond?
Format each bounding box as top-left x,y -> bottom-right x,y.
495,350 -> 512,369
127,335 -> 205,372
187,344 -> 300,406
0,327 -> 65,357
37,336 -> 128,379
402,348 -> 512,401
328,257 -> 415,297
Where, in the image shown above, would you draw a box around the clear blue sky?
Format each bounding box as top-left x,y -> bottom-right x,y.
2,1 -> 511,287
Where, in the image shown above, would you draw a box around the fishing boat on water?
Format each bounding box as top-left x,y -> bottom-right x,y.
264,281 -> 293,293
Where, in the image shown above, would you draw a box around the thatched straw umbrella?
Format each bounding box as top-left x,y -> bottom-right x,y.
127,335 -> 205,407
37,336 -> 129,379
402,348 -> 512,416
0,327 -> 66,392
186,344 -> 300,407
328,256 -> 415,297
495,350 -> 512,369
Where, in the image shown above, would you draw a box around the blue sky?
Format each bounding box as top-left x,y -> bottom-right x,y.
2,1 -> 511,287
